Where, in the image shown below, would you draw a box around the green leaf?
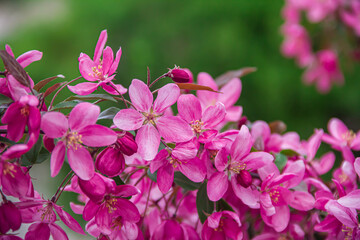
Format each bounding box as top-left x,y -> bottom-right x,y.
0,136 -> 16,146
147,169 -> 157,182
65,94 -> 117,103
114,176 -> 125,185
98,107 -> 121,120
216,199 -> 235,212
21,136 -> 48,166
173,172 -> 201,190
274,153 -> 287,171
0,94 -> 12,105
196,181 -> 214,223
51,100 -> 81,111
280,149 -> 300,157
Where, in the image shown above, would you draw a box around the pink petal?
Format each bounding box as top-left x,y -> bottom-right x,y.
83,200 -> 100,221
171,141 -> 198,160
328,118 -> 348,141
50,141 -> 66,177
67,147 -> 95,180
25,223 -> 50,240
337,190 -> 360,209
271,206 -> 290,232
41,112 -> 68,138
108,47 -> 122,76
157,116 -> 194,142
231,177 -> 260,208
157,164 -> 174,193
225,106 -> 243,122
202,102 -> 226,129
325,200 -> 358,228
78,58 -> 100,81
289,191 -> 315,211
54,205 -> 85,235
102,46 -> 114,74
177,94 -> 202,123
207,171 -> 228,201
341,146 -> 355,163
113,109 -> 144,131
49,223 -> 69,240
306,129 -> 323,162
178,157 -> 206,182
28,106 -> 41,133
260,192 -> 276,216
113,185 -> 140,198
313,152 -> 335,175
78,173 -> 106,203
153,83 -> 180,113
150,149 -> 169,173
102,82 -> 127,95
94,29 -> 107,63
136,124 -> 160,161
214,147 -> 229,172
218,78 -> 242,108
196,72 -> 218,107
354,157 -> 360,178
79,125 -> 117,147
67,82 -> 99,95
70,202 -> 84,215
282,160 -> 305,188
231,125 -> 252,161
17,50 -> 42,68
129,79 -> 153,112
242,152 -> 274,171
68,102 -> 100,131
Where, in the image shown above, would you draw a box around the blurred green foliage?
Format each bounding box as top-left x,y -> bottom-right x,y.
3,0 -> 360,139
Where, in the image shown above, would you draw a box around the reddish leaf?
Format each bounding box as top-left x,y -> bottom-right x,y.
34,75 -> 65,91
44,82 -> 65,98
176,83 -> 220,93
215,67 -> 257,86
0,50 -> 31,88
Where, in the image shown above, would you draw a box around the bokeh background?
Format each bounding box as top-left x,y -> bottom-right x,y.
1,0 -> 360,238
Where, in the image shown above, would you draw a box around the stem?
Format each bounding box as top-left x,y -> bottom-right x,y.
109,83 -> 128,109
114,97 -> 134,108
149,73 -> 168,88
147,67 -> 151,86
51,170 -> 73,202
54,173 -> 74,203
143,181 -> 153,217
134,171 -> 147,186
124,168 -> 143,183
49,76 -> 82,110
173,191 -> 189,217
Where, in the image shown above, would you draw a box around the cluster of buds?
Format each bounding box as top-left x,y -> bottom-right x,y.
1,30 -> 360,240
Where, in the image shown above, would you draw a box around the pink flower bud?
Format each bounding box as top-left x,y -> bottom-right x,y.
167,68 -> 190,83
0,201 -> 22,234
236,170 -> 252,188
43,135 -> 55,153
117,132 -> 137,156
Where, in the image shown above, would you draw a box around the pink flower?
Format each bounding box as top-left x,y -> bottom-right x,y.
0,201 -> 22,235
341,0 -> 360,36
301,0 -> 340,22
41,102 -> 117,180
322,118 -> 360,163
0,45 -> 42,101
250,120 -> 283,153
113,79 -> 193,160
196,72 -> 243,124
150,141 -> 206,193
207,125 -> 274,202
68,30 -> 127,95
303,50 -> 344,93
1,95 -> 40,142
201,211 -> 243,240
151,219 -> 199,240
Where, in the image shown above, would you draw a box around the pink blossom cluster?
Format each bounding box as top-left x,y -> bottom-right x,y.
281,0 -> 360,93
2,30 -> 360,240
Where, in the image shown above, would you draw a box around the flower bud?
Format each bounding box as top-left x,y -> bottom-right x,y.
117,132 -> 137,156
167,68 -> 190,83
0,201 -> 22,234
236,170 -> 252,188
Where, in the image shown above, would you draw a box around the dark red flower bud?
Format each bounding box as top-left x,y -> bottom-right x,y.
117,132 -> 137,156
237,116 -> 248,129
43,135 -> 55,152
167,68 -> 190,83
236,170 -> 252,188
0,201 -> 22,234
78,173 -> 106,203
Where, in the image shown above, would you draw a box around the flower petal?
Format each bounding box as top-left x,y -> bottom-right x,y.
196,72 -> 218,107
207,171 -> 228,201
54,205 -> 85,235
153,83 -> 180,113
231,125 -> 252,161
49,223 -> 69,240
231,177 -> 260,209
78,58 -> 100,81
202,102 -> 226,129
50,141 -> 66,177
178,157 -> 206,182
17,50 -> 43,68
328,118 -> 348,141
177,94 -> 202,123
218,78 -> 242,108
157,164 -> 174,193
94,29 -> 107,63
68,102 -> 100,131
67,147 -> 95,180
102,46 -> 114,74
136,124 -> 160,161
337,190 -> 360,209
67,82 -> 99,95
129,79 -> 153,112
113,109 -> 144,131
157,116 -> 193,142
79,125 -> 117,147
242,152 -> 274,171
108,47 -> 122,76
41,112 -> 68,138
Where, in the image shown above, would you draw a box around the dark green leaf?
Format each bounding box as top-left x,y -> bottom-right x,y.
0,50 -> 31,88
0,136 -> 16,146
274,153 -> 287,171
114,176 -> 125,185
33,75 -> 65,91
21,136 -> 46,166
196,181 -> 214,223
216,199 -> 235,212
98,107 -> 121,120
65,94 -> 117,103
147,169 -> 157,182
280,149 -> 300,157
51,100 -> 81,111
0,94 -> 12,105
173,172 -> 201,190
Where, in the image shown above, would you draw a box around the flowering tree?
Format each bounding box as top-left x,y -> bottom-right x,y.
1,29 -> 360,240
